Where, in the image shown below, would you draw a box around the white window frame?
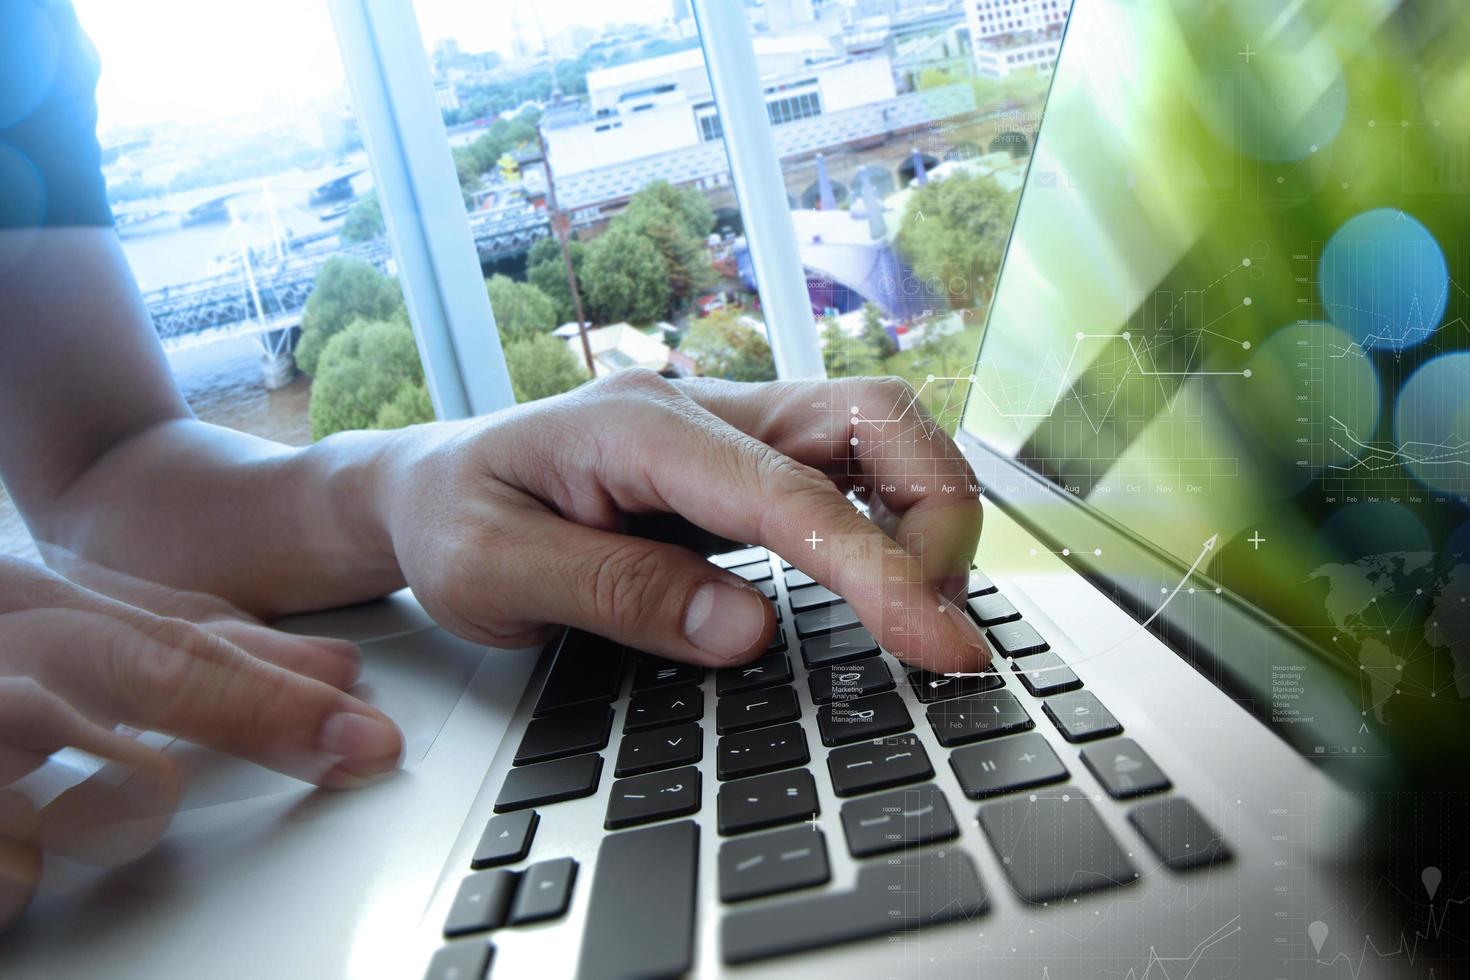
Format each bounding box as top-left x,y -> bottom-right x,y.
329,0 -> 825,399
327,0 -> 515,419
692,0 -> 825,379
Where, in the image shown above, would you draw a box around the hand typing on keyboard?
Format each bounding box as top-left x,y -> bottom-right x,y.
380,372 -> 990,674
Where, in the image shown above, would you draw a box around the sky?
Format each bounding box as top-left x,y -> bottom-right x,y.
72,0 -> 674,131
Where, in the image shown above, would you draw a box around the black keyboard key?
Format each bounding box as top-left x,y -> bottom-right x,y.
576,821 -> 697,979
623,685 -> 703,734
719,826 -> 830,903
495,754 -> 602,813
1080,738 -> 1171,798
766,628 -> 788,654
967,593 -> 1020,626
716,686 -> 800,735
716,653 -> 792,696
826,734 -> 933,797
926,689 -> 1034,747
755,579 -> 777,600
729,560 -> 773,583
808,657 -> 893,704
816,690 -> 913,746
444,869 -> 517,936
424,940 -> 493,980
838,783 -> 958,857
472,810 -> 537,869
533,631 -> 624,716
787,583 -> 841,611
712,546 -> 766,568
605,765 -> 701,829
514,703 -> 613,765
1012,651 -> 1082,697
718,769 -> 819,835
950,731 -> 1068,799
967,569 -> 997,595
510,857 -> 577,925
1042,690 -> 1123,742
907,667 -> 1003,703
986,621 -> 1049,658
1128,797 -> 1232,870
978,787 -> 1138,903
718,722 -> 808,780
615,722 -> 702,777
784,568 -> 816,589
632,658 -> 704,692
721,847 -> 987,965
801,627 -> 880,668
794,603 -> 861,638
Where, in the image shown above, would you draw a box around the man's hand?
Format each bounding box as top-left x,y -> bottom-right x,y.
0,556 -> 404,928
378,373 -> 989,674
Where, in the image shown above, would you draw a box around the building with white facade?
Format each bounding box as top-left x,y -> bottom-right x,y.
433,81 -> 460,112
542,37 -> 898,178
965,0 -> 1070,78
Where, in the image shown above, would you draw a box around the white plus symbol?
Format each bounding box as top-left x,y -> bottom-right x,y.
1239,43 -> 1256,63
807,812 -> 820,832
1248,531 -> 1266,550
805,531 -> 823,550
1018,752 -> 1036,764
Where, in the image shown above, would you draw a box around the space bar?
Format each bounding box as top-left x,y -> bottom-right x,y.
576,820 -> 698,979
722,848 -> 987,965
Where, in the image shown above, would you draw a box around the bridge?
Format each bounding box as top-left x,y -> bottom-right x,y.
144,206 -> 551,347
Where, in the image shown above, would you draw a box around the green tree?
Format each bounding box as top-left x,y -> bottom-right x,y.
623,180 -> 715,242
619,182 -> 717,313
682,310 -> 777,382
452,147 -> 482,207
821,317 -> 884,378
582,225 -> 671,325
526,235 -> 586,324
895,172 -> 1017,308
308,316 -> 434,440
341,191 -> 384,242
486,274 -> 557,343
504,332 -> 589,403
297,257 -> 404,375
860,302 -> 897,359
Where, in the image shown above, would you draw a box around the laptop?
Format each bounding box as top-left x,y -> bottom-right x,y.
5,0 -> 1467,976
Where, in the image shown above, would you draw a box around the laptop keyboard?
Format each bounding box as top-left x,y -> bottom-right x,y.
424,547 -> 1234,979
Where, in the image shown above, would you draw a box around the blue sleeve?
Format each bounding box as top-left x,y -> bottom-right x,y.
0,0 -> 113,228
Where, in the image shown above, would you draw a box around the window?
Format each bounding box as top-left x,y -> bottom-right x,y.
737,0 -> 1070,429
410,0 -> 785,391
0,0 -> 1077,559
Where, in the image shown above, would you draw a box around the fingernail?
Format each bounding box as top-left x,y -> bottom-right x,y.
684,581 -> 768,662
318,711 -> 403,767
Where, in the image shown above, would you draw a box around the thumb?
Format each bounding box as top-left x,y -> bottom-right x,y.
507,514 -> 776,667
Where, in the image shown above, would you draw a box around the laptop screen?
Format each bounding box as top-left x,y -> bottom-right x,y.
961,0 -> 1470,728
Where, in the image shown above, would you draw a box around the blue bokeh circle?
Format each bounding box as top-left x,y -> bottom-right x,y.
1319,209 -> 1448,352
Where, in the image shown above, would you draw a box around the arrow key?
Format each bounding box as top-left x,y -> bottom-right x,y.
605,765 -> 702,829
471,810 -> 538,869
510,857 -> 578,925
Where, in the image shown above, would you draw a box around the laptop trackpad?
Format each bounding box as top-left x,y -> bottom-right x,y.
167,625 -> 510,810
